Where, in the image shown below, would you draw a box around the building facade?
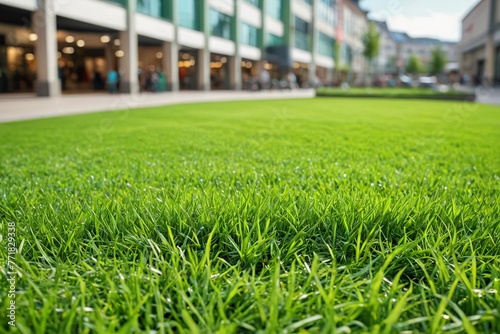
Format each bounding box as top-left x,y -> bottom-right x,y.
458,0 -> 500,85
0,0 -> 339,97
372,20 -> 397,75
390,31 -> 457,75
338,0 -> 368,84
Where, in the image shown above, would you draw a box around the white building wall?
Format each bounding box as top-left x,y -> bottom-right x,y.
55,0 -> 127,31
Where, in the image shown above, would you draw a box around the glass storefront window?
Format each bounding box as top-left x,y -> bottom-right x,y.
267,0 -> 282,21
210,9 -> 233,40
241,23 -> 259,47
179,0 -> 200,30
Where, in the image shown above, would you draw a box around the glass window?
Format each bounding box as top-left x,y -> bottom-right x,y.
245,0 -> 259,6
241,23 -> 260,47
294,16 -> 310,51
137,0 -> 167,19
179,0 -> 200,30
106,0 -> 126,6
318,0 -> 336,25
210,9 -> 233,40
267,33 -> 284,46
267,0 -> 282,20
318,32 -> 335,57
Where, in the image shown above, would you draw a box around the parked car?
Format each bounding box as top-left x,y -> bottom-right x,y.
418,76 -> 437,88
399,74 -> 413,87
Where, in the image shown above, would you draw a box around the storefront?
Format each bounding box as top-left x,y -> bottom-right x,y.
241,58 -> 257,90
292,62 -> 309,88
210,53 -> 230,90
178,49 -> 198,90
0,29 -> 37,94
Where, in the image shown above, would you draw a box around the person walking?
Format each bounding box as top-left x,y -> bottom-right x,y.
288,72 -> 298,89
107,68 -> 118,94
259,69 -> 270,91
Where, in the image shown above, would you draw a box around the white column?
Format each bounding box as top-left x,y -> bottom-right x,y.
33,0 -> 60,97
230,0 -> 242,90
309,0 -> 318,87
485,36 -> 495,85
197,48 -> 210,91
120,0 -> 139,94
229,56 -> 242,90
162,41 -> 179,91
199,0 -> 210,91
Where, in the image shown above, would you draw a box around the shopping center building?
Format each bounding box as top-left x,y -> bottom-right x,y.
458,0 -> 500,86
0,0 -> 339,96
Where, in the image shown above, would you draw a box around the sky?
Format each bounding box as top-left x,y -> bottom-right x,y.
358,0 -> 481,42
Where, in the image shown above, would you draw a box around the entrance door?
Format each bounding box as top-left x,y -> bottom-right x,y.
477,59 -> 485,85
495,46 -> 500,86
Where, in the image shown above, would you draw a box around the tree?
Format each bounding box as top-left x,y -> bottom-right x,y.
406,54 -> 424,76
429,46 -> 447,76
362,22 -> 381,79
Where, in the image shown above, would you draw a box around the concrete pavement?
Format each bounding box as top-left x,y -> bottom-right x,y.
0,90 -> 316,124
474,87 -> 500,106
456,86 -> 500,106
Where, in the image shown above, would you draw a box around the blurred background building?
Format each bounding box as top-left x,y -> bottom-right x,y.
0,0 -> 340,96
1,0 -> 488,97
390,32 -> 457,75
458,0 -> 500,86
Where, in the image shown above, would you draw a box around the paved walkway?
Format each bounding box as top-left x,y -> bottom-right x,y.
0,90 -> 315,123
472,87 -> 500,106
1,87 -> 498,124
456,86 -> 500,106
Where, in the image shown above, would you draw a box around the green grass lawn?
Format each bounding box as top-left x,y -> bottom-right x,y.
1,98 -> 499,333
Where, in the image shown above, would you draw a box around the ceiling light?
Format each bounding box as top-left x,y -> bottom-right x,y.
62,47 -> 75,54
65,36 -> 75,43
114,39 -> 121,46
115,50 -> 125,58
100,35 -> 111,43
156,52 -> 163,59
28,33 -> 38,42
76,40 -> 85,47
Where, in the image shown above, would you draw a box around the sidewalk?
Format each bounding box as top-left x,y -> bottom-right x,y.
0,90 -> 316,124
456,86 -> 500,106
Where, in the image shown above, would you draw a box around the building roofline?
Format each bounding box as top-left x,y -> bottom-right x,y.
461,0 -> 486,22
344,0 -> 368,18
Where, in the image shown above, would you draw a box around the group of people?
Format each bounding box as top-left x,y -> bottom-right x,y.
106,67 -> 168,94
243,69 -> 301,91
140,67 -> 167,92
